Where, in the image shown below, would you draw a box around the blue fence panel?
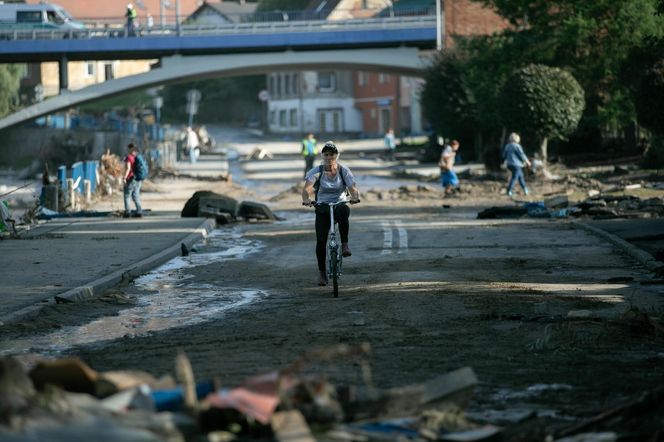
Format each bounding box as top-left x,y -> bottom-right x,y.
84,161 -> 98,193
71,162 -> 84,193
57,165 -> 67,191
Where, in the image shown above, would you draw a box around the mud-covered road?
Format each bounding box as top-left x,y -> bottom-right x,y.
6,196 -> 663,431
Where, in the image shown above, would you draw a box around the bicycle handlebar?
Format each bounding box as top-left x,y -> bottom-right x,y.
303,199 -> 360,207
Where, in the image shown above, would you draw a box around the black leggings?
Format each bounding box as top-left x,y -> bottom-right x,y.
315,203 -> 350,271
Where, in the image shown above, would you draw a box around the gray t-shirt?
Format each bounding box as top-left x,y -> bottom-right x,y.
305,165 -> 355,203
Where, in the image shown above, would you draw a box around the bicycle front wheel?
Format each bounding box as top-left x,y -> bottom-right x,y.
330,251 -> 339,298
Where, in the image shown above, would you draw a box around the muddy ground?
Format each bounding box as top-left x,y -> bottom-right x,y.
4,165 -> 664,437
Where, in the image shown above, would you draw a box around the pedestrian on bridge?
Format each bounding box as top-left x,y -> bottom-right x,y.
125,3 -> 138,36
301,133 -> 317,178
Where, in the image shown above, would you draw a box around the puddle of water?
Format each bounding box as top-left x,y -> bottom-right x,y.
0,228 -> 265,357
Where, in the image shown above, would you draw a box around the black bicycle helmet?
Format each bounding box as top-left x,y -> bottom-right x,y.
321,141 -> 338,154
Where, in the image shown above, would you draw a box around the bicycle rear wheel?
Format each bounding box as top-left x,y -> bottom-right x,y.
330,251 -> 339,297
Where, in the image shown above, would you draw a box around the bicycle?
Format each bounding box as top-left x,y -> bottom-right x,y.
304,200 -> 359,297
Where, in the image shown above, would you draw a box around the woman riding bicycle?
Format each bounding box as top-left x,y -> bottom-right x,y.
302,141 -> 361,286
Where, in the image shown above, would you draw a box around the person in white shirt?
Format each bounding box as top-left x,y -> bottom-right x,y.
186,127 -> 200,164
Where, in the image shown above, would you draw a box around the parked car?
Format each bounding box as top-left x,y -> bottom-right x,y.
0,2 -> 84,30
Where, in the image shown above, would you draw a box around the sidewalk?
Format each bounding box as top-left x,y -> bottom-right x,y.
0,213 -> 215,325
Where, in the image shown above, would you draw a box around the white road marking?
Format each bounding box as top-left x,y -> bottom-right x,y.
381,220 -> 408,254
395,220 -> 408,253
381,221 -> 393,255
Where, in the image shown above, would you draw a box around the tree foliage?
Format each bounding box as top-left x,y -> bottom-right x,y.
161,76 -> 264,124
500,64 -> 585,158
636,59 -> 664,135
421,53 -> 478,145
0,64 -> 22,117
472,0 -> 664,130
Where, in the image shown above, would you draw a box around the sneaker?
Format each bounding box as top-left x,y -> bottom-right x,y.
342,243 -> 352,257
132,212 -> 143,218
318,271 -> 328,286
122,211 -> 131,218
524,188 -> 530,196
507,190 -> 514,197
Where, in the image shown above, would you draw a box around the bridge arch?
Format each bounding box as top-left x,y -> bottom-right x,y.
0,47 -> 431,131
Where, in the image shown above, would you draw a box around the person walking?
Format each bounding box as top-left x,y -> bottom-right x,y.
503,132 -> 531,197
384,128 -> 396,161
302,141 -> 361,286
123,143 -> 143,218
125,3 -> 138,36
439,140 -> 460,195
301,133 -> 317,178
186,126 -> 200,164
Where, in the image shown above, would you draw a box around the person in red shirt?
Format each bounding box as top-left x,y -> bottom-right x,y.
123,143 -> 143,218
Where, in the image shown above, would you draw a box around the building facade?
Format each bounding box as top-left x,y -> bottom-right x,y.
267,70 -> 362,135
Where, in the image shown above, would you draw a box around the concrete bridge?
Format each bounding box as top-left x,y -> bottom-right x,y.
0,47 -> 432,131
0,15 -> 438,131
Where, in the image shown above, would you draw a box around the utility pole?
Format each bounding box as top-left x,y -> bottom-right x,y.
436,0 -> 445,51
175,0 -> 181,36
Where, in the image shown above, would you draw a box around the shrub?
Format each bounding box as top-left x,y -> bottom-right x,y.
500,64 -> 585,161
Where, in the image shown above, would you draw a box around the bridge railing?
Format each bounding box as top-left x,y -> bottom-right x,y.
0,8 -> 436,41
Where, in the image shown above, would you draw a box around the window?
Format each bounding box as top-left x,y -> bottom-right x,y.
279,110 -> 287,127
378,73 -> 387,84
292,74 -> 298,95
357,71 -> 368,86
284,74 -> 291,95
289,109 -> 297,126
317,72 -> 336,92
317,109 -> 343,132
268,76 -> 275,95
276,75 -> 282,97
86,62 -> 95,77
17,11 -> 42,23
269,111 -> 276,124
19,64 -> 29,79
46,10 -> 64,25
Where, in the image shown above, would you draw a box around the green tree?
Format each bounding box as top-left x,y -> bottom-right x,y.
636,59 -> 664,135
421,52 -> 478,156
500,64 -> 585,161
0,64 -> 22,117
473,0 -> 664,133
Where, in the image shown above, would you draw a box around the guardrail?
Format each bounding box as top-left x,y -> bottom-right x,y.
0,14 -> 436,41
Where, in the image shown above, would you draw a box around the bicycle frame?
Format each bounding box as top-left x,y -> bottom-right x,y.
318,201 -> 346,297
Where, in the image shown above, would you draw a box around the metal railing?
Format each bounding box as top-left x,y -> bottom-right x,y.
0,8 -> 436,41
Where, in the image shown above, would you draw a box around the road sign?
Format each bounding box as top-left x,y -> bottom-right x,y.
186,89 -> 201,103
258,89 -> 270,102
186,102 -> 198,115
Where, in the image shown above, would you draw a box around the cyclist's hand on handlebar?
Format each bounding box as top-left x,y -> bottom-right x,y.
350,199 -> 361,204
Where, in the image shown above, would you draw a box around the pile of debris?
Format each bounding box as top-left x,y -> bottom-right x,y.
365,185 -> 442,202
478,194 -> 664,220
0,345 -> 496,442
182,191 -> 280,224
98,150 -> 125,196
2,344 -> 663,441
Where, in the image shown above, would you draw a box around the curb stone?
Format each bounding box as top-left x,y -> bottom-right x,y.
0,218 -> 216,327
572,220 -> 664,273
